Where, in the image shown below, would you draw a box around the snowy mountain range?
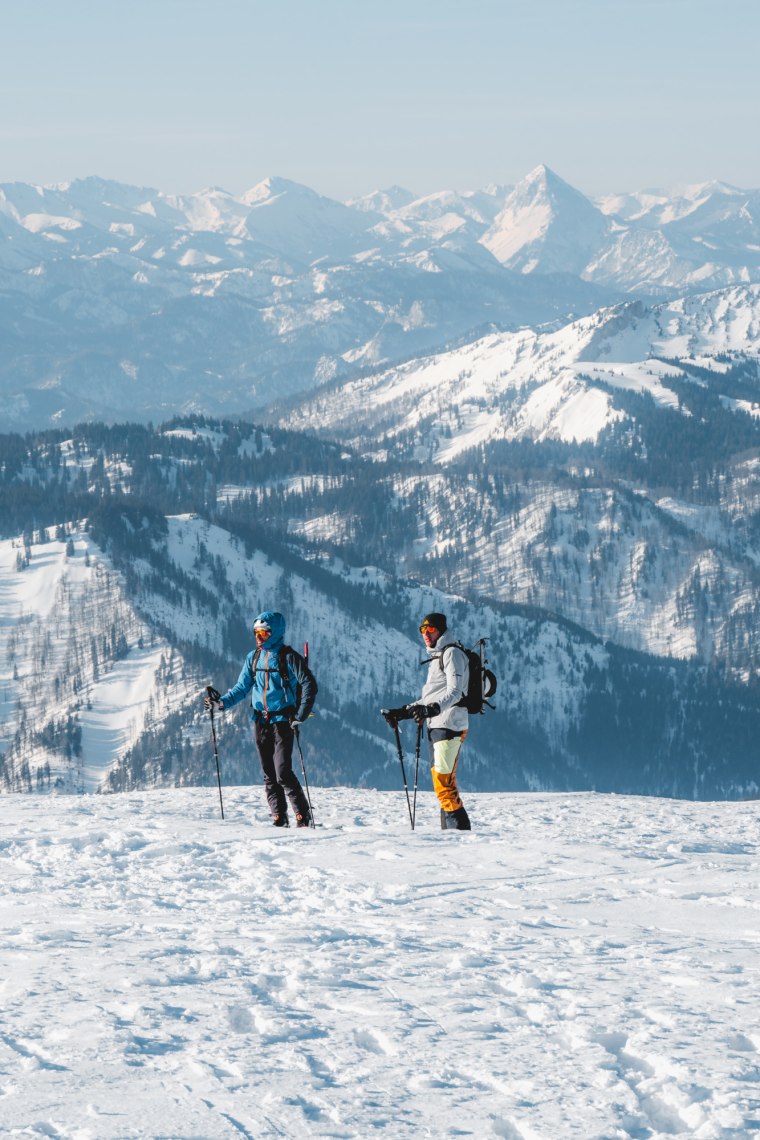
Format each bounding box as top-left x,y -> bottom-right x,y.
4,168 -> 760,801
3,166 -> 760,430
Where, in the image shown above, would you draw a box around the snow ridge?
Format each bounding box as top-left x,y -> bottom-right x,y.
282,284 -> 760,455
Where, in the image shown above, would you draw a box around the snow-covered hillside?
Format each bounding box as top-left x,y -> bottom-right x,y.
1,788 -> 758,1138
309,472 -> 760,671
0,527 -> 187,793
3,419 -> 760,798
264,285 -> 760,677
280,285 -> 760,457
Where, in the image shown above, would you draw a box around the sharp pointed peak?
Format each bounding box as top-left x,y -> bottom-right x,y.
519,165 -> 579,192
504,166 -> 597,212
242,176 -> 323,206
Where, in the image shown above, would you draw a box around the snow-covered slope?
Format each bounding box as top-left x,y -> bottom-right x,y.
4,470 -> 758,800
1,787 -> 758,1138
0,528 -> 189,793
373,473 -> 760,670
268,287 -> 760,673
280,285 -> 760,457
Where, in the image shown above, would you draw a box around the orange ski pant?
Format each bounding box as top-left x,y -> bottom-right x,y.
429,731 -> 467,812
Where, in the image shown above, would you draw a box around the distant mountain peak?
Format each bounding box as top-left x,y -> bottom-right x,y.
481,165 -> 608,273
242,176 -> 324,207
348,186 -> 416,213
524,162 -> 556,184
512,164 -> 594,207
193,185 -> 235,197
63,175 -> 159,197
680,178 -> 743,200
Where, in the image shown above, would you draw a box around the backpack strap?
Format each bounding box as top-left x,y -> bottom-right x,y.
444,643 -> 470,707
250,644 -> 299,716
439,642 -> 466,670
250,646 -> 293,688
279,644 -> 296,704
420,643 -> 466,671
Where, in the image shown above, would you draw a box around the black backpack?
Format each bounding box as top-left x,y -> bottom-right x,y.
434,639 -> 497,715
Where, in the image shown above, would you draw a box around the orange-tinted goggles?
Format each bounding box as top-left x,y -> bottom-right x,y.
419,622 -> 438,634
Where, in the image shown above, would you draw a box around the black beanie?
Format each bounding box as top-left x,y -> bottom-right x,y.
422,612 -> 447,632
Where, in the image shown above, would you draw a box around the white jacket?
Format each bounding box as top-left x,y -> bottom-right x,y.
420,631 -> 469,733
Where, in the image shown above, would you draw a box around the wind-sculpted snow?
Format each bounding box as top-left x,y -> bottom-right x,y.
0,788 -> 758,1137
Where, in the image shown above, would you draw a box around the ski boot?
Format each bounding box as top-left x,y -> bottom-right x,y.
440,806 -> 471,831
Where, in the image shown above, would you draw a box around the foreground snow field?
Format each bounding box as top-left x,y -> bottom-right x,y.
0,788 -> 758,1139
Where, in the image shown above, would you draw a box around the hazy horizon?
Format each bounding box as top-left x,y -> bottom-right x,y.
2,162 -> 758,207
1,0 -> 758,202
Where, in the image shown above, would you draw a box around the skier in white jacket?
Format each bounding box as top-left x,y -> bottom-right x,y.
383,612 -> 472,830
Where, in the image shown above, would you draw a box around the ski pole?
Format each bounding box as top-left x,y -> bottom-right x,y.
206,686 -> 225,819
391,719 -> 415,830
411,717 -> 423,830
293,725 -> 315,827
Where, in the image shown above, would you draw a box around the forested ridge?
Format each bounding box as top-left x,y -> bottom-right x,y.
2,412 -> 760,798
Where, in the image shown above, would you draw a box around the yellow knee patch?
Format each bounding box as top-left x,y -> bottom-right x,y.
432,735 -> 464,775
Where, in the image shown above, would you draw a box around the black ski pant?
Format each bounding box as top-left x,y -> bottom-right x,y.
254,718 -> 310,820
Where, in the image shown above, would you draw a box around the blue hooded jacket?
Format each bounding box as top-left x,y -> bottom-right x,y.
219,611 -> 317,723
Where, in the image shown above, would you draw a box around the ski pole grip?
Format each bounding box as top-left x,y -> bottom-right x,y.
207,686 -> 221,701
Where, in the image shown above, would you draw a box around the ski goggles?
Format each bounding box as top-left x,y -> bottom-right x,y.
254,625 -> 271,637
419,622 -> 439,634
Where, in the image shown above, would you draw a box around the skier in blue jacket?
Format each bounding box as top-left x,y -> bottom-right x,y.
206,611 -> 317,827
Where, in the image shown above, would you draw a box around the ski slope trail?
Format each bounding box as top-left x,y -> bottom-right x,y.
0,788 -> 758,1138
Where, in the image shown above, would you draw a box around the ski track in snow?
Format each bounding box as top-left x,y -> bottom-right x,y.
0,789 -> 758,1138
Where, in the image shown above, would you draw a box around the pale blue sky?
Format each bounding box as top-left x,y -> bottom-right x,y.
1,0 -> 758,199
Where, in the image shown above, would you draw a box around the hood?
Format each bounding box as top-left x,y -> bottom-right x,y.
254,610 -> 286,651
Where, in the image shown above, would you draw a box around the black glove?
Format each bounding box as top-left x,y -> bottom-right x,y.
381,706 -> 412,728
406,702 -> 440,724
205,686 -> 223,712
